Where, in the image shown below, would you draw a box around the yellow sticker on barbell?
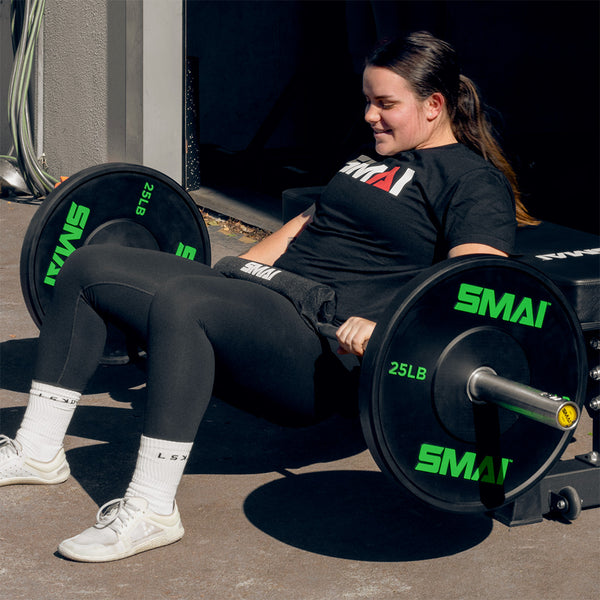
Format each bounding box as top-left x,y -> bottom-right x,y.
558,404 -> 578,428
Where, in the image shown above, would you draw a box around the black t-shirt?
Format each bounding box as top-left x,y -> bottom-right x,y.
275,143 -> 516,323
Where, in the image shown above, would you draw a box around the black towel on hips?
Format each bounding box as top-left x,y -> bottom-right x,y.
214,256 -> 337,332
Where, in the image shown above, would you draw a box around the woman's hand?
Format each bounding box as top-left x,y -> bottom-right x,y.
335,317 -> 376,357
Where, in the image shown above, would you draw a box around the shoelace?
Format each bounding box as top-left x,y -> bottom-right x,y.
96,498 -> 142,533
0,435 -> 20,458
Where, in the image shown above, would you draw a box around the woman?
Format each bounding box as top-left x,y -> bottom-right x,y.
0,32 -> 536,562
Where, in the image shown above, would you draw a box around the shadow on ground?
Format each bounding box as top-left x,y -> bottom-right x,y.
244,470 -> 493,561
0,337 -> 493,563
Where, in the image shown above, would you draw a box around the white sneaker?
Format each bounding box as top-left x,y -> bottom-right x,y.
58,497 -> 185,562
0,434 -> 70,486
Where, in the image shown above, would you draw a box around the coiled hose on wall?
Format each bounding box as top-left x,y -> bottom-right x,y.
1,0 -> 57,196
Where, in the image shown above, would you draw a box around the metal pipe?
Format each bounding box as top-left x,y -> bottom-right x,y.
468,367 -> 580,431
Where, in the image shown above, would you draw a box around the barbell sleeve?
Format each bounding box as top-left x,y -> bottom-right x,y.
467,367 -> 580,431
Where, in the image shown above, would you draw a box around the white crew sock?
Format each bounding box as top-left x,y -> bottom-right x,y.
15,381 -> 81,462
125,435 -> 193,515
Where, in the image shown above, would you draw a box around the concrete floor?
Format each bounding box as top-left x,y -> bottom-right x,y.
1,196 -> 599,600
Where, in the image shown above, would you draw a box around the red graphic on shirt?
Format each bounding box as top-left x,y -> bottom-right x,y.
365,167 -> 401,192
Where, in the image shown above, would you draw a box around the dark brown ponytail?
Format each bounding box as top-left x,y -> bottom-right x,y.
453,75 -> 538,226
367,32 -> 539,226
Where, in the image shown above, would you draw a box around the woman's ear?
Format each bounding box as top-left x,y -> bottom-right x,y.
425,92 -> 446,120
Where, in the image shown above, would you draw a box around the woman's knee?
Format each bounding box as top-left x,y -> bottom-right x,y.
54,244 -> 119,290
148,276 -> 211,330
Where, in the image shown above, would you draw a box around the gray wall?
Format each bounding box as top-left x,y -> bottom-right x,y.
42,1 -> 110,174
1,0 -> 183,184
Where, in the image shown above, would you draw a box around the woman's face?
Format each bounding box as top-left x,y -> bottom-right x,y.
363,66 -> 436,155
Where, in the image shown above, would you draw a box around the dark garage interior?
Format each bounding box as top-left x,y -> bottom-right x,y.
185,0 -> 599,235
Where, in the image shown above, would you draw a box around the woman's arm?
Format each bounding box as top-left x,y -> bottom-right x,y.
336,244 -> 507,357
238,205 -> 315,265
448,243 -> 508,258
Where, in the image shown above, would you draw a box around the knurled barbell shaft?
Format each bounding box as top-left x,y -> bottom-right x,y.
468,368 -> 580,431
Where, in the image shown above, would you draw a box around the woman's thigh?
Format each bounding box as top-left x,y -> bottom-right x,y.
39,244 -> 360,423
146,275 -> 360,426
48,245 -> 219,337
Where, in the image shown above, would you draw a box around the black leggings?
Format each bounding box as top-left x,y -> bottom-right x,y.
34,245 -> 360,442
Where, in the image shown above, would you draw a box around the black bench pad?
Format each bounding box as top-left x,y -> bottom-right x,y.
515,223 -> 599,328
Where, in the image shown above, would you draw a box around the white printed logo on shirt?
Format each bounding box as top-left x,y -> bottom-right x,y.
339,156 -> 415,197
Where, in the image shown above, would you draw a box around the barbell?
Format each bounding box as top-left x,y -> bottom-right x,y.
358,255 -> 588,515
18,163 -> 595,520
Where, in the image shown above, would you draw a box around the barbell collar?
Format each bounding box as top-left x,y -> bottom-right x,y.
468,367 -> 580,431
